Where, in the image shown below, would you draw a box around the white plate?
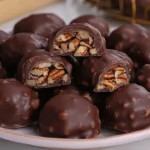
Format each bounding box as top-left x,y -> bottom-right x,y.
1,1 -> 150,149
0,126 -> 150,149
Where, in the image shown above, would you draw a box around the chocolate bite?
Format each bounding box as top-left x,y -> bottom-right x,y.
52,83 -> 99,104
17,50 -> 72,89
75,50 -> 132,92
107,24 -> 147,54
39,92 -> 101,138
136,64 -> 150,91
0,30 -> 9,45
103,84 -> 150,133
0,79 -> 39,128
70,15 -> 109,38
48,23 -> 106,57
13,13 -> 65,38
0,33 -> 48,75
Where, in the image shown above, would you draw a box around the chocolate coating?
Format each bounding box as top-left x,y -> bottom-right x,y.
103,84 -> 150,133
136,64 -> 150,91
0,79 -> 39,128
17,50 -> 72,89
39,92 -> 101,138
75,50 -> 131,92
0,30 -> 9,45
48,23 -> 106,57
70,15 -> 109,38
13,13 -> 65,38
107,24 -> 147,54
0,33 -> 48,75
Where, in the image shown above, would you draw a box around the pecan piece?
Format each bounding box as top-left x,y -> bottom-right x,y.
74,46 -> 88,56
56,33 -> 73,43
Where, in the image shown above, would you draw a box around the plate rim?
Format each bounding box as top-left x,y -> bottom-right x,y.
0,127 -> 150,149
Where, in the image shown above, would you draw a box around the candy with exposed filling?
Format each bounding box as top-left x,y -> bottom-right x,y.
17,50 -> 72,89
48,23 -> 106,56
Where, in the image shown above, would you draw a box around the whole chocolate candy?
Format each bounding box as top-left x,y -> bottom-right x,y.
136,64 -> 150,91
0,79 -> 39,128
70,15 -> 109,39
13,13 -> 65,38
52,83 -> 99,104
48,23 -> 106,57
17,50 -> 72,89
39,92 -> 101,138
128,35 -> 150,70
75,50 -> 131,92
103,84 -> 150,133
0,33 -> 48,75
107,24 -> 147,54
0,30 -> 9,45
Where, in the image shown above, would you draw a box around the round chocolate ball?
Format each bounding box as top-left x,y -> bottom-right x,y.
13,13 -> 65,38
70,15 -> 109,38
0,33 -> 48,76
0,79 -> 39,128
103,84 -> 150,133
39,92 -> 101,138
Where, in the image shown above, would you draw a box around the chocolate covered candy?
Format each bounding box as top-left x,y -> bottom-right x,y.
107,24 -> 147,54
136,64 -> 150,91
75,50 -> 132,92
17,50 -> 72,89
0,30 -> 9,45
0,79 -> 39,128
48,23 -> 106,56
13,13 -> 65,38
52,83 -> 99,104
70,15 -> 109,38
0,33 -> 48,75
103,84 -> 150,133
39,92 -> 101,138
128,36 -> 150,70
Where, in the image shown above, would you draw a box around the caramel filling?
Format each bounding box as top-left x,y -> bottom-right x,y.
95,66 -> 128,91
26,62 -> 70,87
53,30 -> 97,56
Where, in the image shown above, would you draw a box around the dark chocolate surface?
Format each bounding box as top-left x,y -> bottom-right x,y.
136,64 -> 150,92
70,15 -> 109,38
13,13 -> 65,38
0,79 -> 39,128
0,33 -> 48,76
48,23 -> 106,56
103,84 -> 150,133
39,92 -> 101,138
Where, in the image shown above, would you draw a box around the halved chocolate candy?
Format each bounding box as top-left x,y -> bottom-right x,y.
48,23 -> 106,57
39,92 -> 101,138
75,50 -> 132,92
103,84 -> 150,133
17,50 -> 72,89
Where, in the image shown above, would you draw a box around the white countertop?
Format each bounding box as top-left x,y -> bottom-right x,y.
0,1 -> 150,150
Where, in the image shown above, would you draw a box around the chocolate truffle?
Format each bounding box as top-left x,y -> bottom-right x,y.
103,84 -> 150,133
70,15 -> 109,38
48,23 -> 106,57
39,92 -> 101,138
0,30 -> 9,45
0,33 -> 48,75
52,83 -> 99,104
75,50 -> 132,92
107,24 -> 147,54
136,64 -> 150,91
128,36 -> 150,70
0,79 -> 39,128
13,13 -> 65,38
17,50 -> 72,89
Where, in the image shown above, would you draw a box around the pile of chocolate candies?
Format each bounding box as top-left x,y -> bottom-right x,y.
0,13 -> 150,139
